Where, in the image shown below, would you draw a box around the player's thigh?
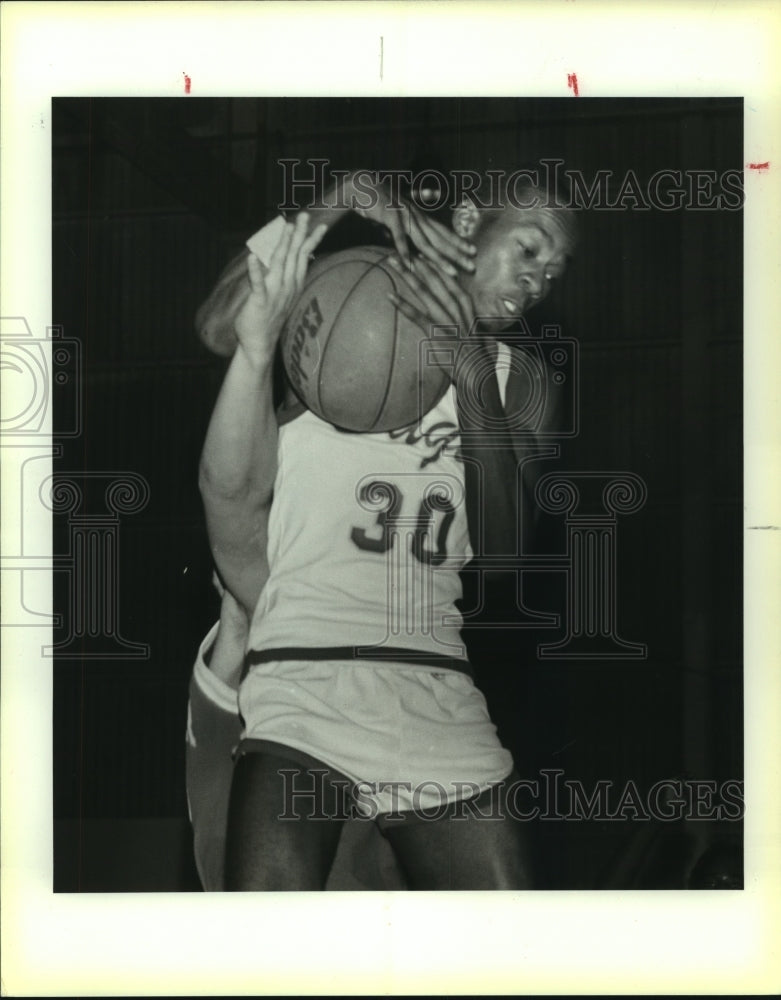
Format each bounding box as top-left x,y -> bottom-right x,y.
383,785 -> 533,891
225,751 -> 347,891
185,620 -> 242,891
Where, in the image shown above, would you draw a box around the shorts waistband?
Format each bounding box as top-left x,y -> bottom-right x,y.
245,646 -> 473,678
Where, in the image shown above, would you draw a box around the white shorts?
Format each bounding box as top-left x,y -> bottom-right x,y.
237,659 -> 514,818
187,625 -> 406,889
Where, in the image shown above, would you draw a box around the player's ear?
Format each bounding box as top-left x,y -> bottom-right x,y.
452,198 -> 482,238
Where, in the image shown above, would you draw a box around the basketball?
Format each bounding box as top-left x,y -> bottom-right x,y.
280,246 -> 451,432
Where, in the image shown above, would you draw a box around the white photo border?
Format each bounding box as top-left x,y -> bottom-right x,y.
1,1 -> 779,995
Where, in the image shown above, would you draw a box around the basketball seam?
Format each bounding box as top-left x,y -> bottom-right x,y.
315,254 -> 384,421
282,258 -> 347,409
369,260 -> 398,432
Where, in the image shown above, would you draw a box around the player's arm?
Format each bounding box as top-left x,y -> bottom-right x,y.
196,170 -> 477,356
195,249 -> 254,357
503,346 -> 564,552
207,577 -> 251,689
342,171 -> 477,275
198,214 -> 328,617
388,257 -> 523,566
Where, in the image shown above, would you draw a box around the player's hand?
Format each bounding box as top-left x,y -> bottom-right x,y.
387,255 -> 476,336
387,256 -> 492,388
234,213 -> 328,369
359,178 -> 476,277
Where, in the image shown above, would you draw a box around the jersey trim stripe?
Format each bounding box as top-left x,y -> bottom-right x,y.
246,645 -> 473,677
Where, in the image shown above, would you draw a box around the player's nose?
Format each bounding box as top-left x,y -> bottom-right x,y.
518,264 -> 545,300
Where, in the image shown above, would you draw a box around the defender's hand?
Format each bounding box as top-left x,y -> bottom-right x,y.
359,179 -> 476,276
234,213 -> 327,368
388,256 -> 491,388
387,256 -> 476,335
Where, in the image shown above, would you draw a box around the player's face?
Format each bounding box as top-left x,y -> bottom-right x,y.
459,206 -> 573,330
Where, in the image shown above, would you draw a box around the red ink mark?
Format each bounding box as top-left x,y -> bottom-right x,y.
183,73 -> 191,95
747,161 -> 769,171
567,73 -> 579,96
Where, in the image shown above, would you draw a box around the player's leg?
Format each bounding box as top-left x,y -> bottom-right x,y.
186,638 -> 405,890
188,599 -> 406,891
367,667 -> 532,890
224,747 -> 347,891
381,776 -> 533,890
185,614 -> 245,891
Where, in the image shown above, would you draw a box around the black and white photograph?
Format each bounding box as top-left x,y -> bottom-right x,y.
2,2 -> 779,995
49,94 -> 745,895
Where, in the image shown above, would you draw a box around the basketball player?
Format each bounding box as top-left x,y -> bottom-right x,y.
195,170 -> 576,889
187,176 -> 478,890
186,577 -> 409,890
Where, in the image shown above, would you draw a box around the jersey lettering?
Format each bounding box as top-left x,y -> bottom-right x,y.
386,420 -> 460,469
412,489 -> 456,565
286,296 -> 324,396
350,480 -> 402,553
351,479 -> 456,564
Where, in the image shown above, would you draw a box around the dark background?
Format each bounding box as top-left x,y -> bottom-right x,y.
52,97 -> 742,891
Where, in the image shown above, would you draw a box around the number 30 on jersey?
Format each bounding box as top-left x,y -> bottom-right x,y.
350,478 -> 460,565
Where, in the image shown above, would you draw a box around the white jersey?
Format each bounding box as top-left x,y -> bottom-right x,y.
248,351 -> 512,674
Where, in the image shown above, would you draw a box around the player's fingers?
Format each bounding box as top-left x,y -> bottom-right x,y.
387,291 -> 433,335
406,216 -> 458,277
408,211 -> 476,274
267,221 -> 295,284
385,211 -> 412,269
283,213 -> 311,288
296,223 -> 329,286
413,258 -> 475,331
394,256 -> 473,332
388,257 -> 456,327
301,221 -> 329,257
246,253 -> 267,296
